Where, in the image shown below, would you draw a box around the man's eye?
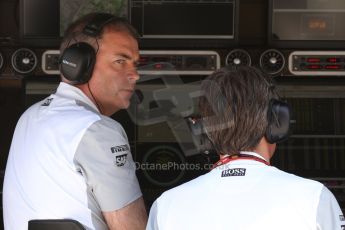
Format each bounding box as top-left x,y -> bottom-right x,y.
115,59 -> 125,64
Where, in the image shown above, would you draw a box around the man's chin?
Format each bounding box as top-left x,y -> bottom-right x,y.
118,100 -> 131,110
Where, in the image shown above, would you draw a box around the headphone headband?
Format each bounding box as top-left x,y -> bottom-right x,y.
187,98 -> 291,155
83,13 -> 115,37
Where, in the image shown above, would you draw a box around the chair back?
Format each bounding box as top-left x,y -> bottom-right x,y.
28,219 -> 86,230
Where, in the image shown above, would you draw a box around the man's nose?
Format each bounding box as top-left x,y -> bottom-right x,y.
128,68 -> 140,83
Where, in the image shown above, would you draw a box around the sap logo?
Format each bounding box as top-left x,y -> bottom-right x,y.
111,145 -> 129,153
221,168 -> 246,177
41,98 -> 54,106
62,59 -> 77,68
115,154 -> 128,167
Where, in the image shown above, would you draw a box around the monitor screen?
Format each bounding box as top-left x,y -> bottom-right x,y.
271,0 -> 345,41
0,0 -> 19,40
20,0 -> 60,38
60,0 -> 128,36
130,0 -> 236,39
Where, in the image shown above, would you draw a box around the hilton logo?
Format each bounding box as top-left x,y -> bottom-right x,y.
111,145 -> 129,153
62,59 -> 77,68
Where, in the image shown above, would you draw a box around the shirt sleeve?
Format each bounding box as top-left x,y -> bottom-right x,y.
316,186 -> 344,230
74,117 -> 142,212
146,200 -> 160,230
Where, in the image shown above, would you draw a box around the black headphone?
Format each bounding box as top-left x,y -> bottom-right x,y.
266,98 -> 291,143
187,98 -> 291,154
59,13 -> 115,85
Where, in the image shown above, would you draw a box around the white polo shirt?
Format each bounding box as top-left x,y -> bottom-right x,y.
3,82 -> 142,230
147,151 -> 344,230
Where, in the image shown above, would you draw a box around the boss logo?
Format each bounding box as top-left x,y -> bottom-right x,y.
62,59 -> 77,68
221,168 -> 246,177
115,154 -> 128,167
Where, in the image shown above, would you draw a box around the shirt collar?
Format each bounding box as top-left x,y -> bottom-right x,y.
55,82 -> 100,113
239,151 -> 268,162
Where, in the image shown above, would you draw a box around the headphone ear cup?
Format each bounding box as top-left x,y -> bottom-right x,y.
266,99 -> 291,143
59,42 -> 96,84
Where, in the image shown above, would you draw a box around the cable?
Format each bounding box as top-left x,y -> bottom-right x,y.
87,82 -> 102,114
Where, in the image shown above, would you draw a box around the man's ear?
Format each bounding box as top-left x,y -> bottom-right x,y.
254,136 -> 276,160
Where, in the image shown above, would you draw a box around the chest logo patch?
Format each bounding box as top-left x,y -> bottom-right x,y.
111,145 -> 129,153
115,154 -> 128,167
41,97 -> 54,106
221,168 -> 246,177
